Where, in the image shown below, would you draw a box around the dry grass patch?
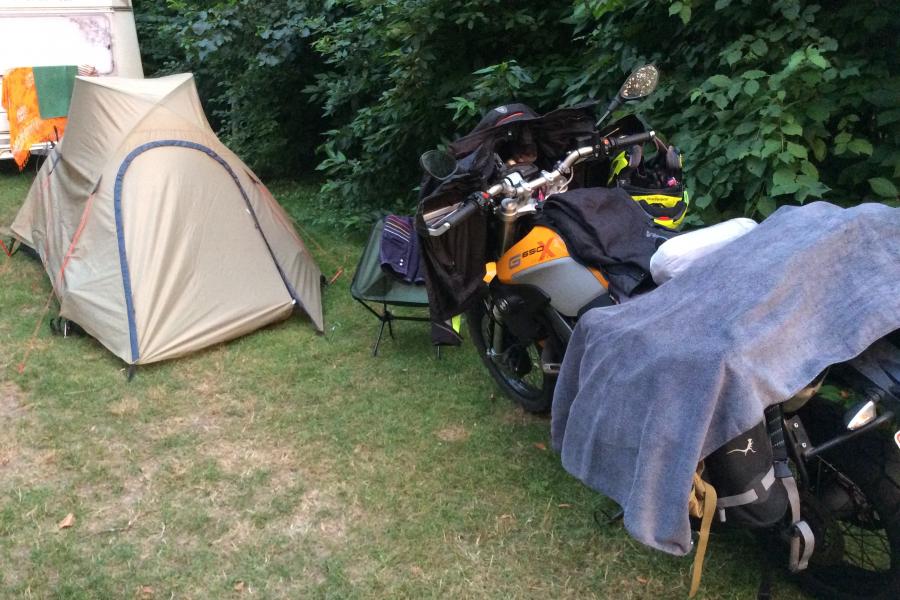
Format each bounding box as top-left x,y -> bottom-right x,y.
108,395 -> 141,416
0,380 -> 26,418
436,424 -> 470,442
0,381 -> 48,478
498,404 -> 548,426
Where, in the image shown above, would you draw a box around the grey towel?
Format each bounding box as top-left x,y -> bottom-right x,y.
551,201 -> 900,555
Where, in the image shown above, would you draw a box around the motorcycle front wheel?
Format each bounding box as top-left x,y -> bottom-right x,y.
466,297 -> 557,414
796,398 -> 900,599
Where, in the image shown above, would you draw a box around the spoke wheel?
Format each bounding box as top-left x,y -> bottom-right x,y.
795,398 -> 900,599
466,297 -> 556,414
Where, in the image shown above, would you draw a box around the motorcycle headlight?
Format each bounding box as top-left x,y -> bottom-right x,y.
844,400 -> 878,430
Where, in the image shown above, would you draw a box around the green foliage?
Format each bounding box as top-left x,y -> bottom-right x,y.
305,0 -> 577,223
534,0 -> 900,221
134,0 -> 900,226
133,0 -> 334,178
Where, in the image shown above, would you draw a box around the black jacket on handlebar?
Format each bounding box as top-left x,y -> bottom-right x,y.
415,166 -> 490,323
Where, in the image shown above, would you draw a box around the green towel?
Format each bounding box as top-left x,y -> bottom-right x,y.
33,65 -> 77,119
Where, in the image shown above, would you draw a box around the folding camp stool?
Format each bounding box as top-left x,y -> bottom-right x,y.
350,217 -> 436,356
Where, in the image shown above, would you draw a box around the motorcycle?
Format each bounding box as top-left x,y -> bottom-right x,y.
418,66 -> 900,598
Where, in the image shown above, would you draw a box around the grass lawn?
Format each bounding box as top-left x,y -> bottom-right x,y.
0,162 -> 810,599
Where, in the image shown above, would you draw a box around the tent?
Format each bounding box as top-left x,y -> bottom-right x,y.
10,73 -> 324,366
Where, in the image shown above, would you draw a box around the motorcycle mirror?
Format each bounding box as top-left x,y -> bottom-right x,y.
420,149 -> 458,180
596,64 -> 660,127
618,64 -> 659,101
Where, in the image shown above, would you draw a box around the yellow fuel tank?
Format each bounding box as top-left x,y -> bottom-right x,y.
496,226 -> 609,317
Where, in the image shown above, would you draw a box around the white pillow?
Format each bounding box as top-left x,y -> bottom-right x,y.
650,218 -> 758,284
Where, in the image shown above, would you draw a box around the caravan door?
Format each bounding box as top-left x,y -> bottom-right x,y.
0,0 -> 143,159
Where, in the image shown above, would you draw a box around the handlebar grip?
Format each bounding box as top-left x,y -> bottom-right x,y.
428,199 -> 481,236
444,199 -> 480,228
604,130 -> 656,152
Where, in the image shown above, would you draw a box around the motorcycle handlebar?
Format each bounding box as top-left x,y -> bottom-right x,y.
426,130 -> 656,236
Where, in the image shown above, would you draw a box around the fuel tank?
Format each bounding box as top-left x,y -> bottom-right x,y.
497,226 -> 609,317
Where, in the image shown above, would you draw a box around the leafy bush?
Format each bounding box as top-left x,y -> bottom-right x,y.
134,0 -> 333,178
453,0 -> 900,221
134,0 -> 899,227
306,0 -> 578,225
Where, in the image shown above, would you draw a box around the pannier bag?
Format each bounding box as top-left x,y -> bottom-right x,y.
704,419 -> 789,528
687,418 -> 790,598
688,414 -> 815,596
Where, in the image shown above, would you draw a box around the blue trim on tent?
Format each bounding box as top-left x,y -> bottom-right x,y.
113,140 -> 301,364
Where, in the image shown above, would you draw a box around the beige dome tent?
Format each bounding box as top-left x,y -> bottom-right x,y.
11,73 -> 324,366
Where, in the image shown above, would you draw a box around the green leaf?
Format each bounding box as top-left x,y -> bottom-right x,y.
744,80 -> 759,96
805,104 -> 829,122
787,50 -> 805,70
877,109 -> 900,126
734,121 -> 756,136
714,0 -> 732,9
800,160 -> 819,179
742,70 -> 766,80
781,123 -> 803,136
772,168 -> 800,195
761,140 -> 781,157
786,142 -> 808,159
750,39 -> 768,56
679,5 -> 692,24
811,138 -> 827,161
757,196 -> 777,216
712,94 -> 729,110
725,141 -> 749,160
869,177 -> 898,198
697,166 -> 714,186
669,2 -> 683,16
707,74 -> 731,88
746,157 -> 766,178
806,47 -> 829,69
847,139 -> 873,156
773,169 -> 795,186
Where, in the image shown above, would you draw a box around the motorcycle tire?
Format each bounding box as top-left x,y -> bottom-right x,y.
466,298 -> 557,414
795,397 -> 900,599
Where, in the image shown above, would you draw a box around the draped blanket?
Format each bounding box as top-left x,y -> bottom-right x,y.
551,201 -> 900,555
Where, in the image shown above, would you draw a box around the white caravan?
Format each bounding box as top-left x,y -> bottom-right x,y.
0,0 -> 143,160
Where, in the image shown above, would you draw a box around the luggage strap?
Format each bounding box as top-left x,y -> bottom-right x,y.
715,465 -> 776,521
781,471 -> 815,572
766,405 -> 815,572
688,469 -> 717,598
